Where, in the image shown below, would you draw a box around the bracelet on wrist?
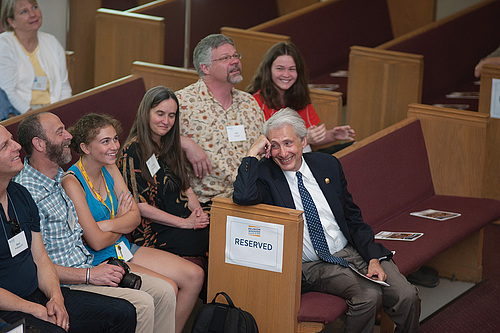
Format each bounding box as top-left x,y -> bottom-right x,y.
85,268 -> 90,285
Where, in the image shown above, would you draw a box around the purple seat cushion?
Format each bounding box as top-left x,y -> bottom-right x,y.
298,292 -> 347,323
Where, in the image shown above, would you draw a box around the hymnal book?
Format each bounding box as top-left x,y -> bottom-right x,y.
410,209 -> 461,221
375,231 -> 423,242
308,83 -> 340,91
445,91 -> 479,99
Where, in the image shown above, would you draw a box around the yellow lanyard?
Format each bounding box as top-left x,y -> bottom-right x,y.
77,158 -> 115,219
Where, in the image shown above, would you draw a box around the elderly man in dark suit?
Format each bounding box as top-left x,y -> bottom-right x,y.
233,108 -> 420,333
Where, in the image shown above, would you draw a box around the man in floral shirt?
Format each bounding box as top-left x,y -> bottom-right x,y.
177,34 -> 264,205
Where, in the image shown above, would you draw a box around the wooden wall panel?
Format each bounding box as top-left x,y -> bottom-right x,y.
346,46 -> 423,141
386,0 -> 436,37
94,9 -> 164,86
407,104 -> 489,198
68,0 -> 101,93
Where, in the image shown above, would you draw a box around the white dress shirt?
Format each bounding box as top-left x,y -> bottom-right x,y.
283,158 -> 348,262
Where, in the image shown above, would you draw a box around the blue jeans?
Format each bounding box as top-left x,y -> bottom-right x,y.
0,88 -> 20,120
0,287 -> 137,333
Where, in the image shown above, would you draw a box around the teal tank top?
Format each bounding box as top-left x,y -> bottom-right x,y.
68,164 -> 131,265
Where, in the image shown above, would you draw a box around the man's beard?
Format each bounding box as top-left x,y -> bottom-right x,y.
227,65 -> 243,84
46,140 -> 72,166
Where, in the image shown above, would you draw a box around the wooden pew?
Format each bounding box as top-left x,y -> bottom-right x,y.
94,0 -> 281,86
131,61 -> 343,133
346,0 -> 500,140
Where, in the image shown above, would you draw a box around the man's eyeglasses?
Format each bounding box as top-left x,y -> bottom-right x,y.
212,53 -> 242,62
10,218 -> 21,236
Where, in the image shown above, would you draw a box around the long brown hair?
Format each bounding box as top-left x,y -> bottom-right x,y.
247,42 -> 310,110
121,86 -> 191,191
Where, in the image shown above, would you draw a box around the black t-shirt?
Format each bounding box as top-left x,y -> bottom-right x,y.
0,181 -> 40,297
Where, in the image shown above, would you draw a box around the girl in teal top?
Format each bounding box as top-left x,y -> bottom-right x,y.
63,113 -> 204,333
68,162 -> 131,265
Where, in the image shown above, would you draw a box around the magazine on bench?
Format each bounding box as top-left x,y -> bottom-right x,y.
410,209 -> 461,221
375,231 -> 423,241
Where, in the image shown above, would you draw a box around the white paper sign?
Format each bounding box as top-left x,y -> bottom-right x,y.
225,216 -> 284,272
490,78 -> 500,119
226,125 -> 246,142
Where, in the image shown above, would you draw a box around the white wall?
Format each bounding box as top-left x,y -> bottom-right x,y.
436,0 -> 485,19
38,0 -> 68,49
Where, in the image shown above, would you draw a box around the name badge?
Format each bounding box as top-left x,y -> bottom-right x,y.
32,76 -> 48,91
146,154 -> 161,178
227,125 -> 246,142
115,241 -> 133,262
8,230 -> 28,257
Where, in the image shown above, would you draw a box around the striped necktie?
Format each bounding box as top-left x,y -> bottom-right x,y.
296,171 -> 349,267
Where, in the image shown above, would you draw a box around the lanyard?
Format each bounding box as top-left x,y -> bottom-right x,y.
77,158 -> 115,219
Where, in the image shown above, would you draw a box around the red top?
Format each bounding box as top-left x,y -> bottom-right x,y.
253,90 -> 321,128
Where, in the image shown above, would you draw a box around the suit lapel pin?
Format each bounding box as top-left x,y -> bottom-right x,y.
325,178 -> 330,184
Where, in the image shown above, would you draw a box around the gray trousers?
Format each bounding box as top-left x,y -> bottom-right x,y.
302,244 -> 420,333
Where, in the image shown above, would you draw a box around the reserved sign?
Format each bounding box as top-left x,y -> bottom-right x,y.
225,216 -> 284,273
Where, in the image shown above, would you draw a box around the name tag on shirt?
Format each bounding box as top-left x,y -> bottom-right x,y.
115,241 -> 133,262
146,154 -> 161,178
8,231 -> 28,257
227,125 -> 246,142
32,76 -> 48,91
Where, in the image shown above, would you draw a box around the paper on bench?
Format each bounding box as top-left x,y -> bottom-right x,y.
349,264 -> 390,287
375,231 -> 423,241
410,209 -> 461,221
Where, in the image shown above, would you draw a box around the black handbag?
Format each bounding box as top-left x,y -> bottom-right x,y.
191,292 -> 259,333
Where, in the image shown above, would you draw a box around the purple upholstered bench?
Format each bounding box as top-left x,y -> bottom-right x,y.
297,118 -> 500,330
338,119 -> 500,276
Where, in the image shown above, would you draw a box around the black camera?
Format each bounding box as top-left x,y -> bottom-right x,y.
105,257 -> 142,290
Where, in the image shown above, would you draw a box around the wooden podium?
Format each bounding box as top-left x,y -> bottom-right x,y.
208,197 -> 304,333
